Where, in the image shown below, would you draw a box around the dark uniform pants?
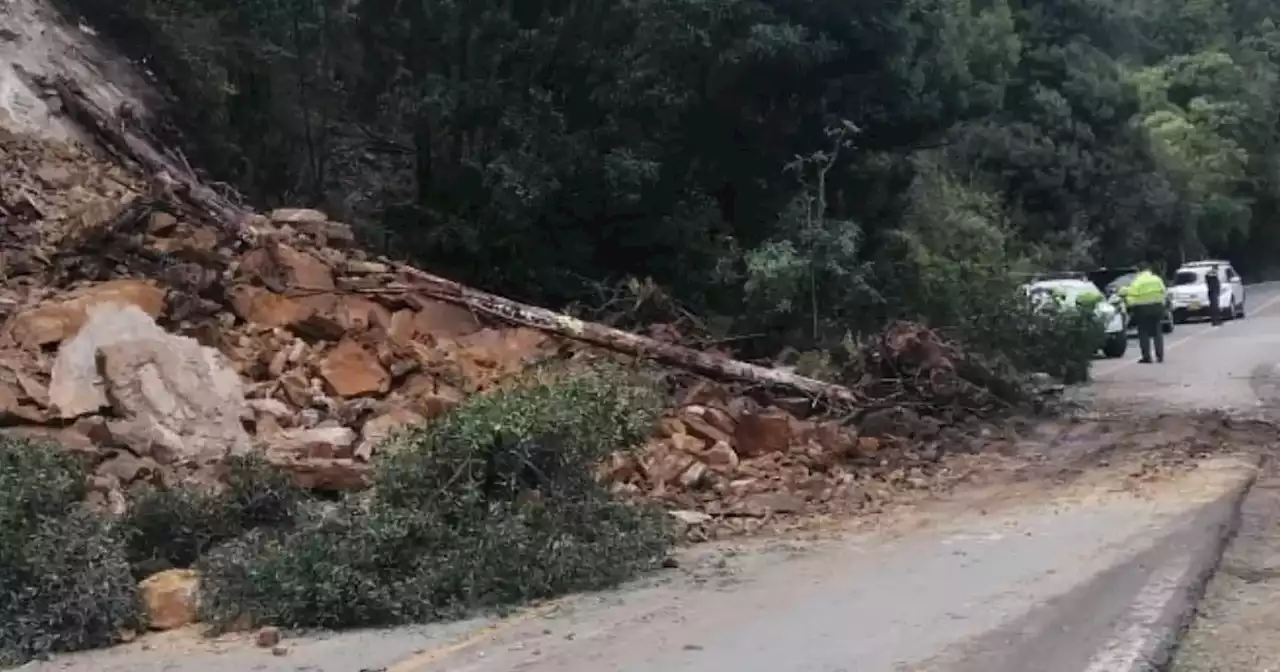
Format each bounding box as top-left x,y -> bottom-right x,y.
1207,283 -> 1221,325
1131,303 -> 1165,362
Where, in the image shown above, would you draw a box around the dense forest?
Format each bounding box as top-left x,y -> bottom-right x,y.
58,0 -> 1280,351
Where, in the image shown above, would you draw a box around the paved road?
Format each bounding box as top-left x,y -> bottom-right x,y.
30,285 -> 1280,672
1091,281 -> 1280,414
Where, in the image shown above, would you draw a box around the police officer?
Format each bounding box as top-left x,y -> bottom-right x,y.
1205,264 -> 1222,327
1120,260 -> 1169,364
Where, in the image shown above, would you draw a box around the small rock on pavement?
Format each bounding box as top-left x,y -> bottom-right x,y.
139,569 -> 200,631
256,626 -> 282,648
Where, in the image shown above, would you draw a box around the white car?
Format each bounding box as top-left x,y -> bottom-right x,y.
1167,260 -> 1246,322
1022,278 -> 1128,358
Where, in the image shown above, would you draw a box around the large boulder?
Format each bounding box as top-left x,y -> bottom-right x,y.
48,303 -> 250,463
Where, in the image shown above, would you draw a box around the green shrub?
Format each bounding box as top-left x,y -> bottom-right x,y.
0,438 -> 86,535
376,362 -> 664,509
120,454 -> 304,576
950,289 -> 1106,385
0,440 -> 142,666
199,364 -> 673,631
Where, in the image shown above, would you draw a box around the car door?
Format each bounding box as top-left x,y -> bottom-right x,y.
1226,265 -> 1244,306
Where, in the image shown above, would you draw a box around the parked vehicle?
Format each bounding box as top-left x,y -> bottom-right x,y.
1167,260 -> 1245,323
1021,278 -> 1128,358
1086,267 -> 1175,334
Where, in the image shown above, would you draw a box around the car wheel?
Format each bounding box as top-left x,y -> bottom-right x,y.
1102,332 -> 1128,358
1225,294 -> 1236,320
1237,300 -> 1246,319
1162,318 -> 1174,334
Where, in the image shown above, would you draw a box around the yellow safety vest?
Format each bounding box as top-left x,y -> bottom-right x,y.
1122,271 -> 1166,307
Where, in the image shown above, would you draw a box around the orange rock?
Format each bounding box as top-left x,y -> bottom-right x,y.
734,408 -> 794,458
8,279 -> 166,348
450,328 -> 548,389
240,244 -> 335,291
256,626 -> 282,648
412,299 -> 482,338
681,413 -> 733,447
96,451 -> 160,485
275,457 -> 372,491
678,461 -> 708,489
333,296 -> 392,333
388,310 -> 417,344
267,426 -> 358,459
658,417 -> 686,438
597,452 -> 640,485
139,569 -> 200,631
229,286 -> 312,328
399,374 -> 465,418
276,244 -> 335,289
643,448 -> 695,487
147,211 -> 178,235
700,406 -> 737,436
269,208 -> 328,224
319,340 -> 390,397
354,407 -> 426,460
703,440 -> 740,473
668,432 -> 706,455
813,421 -> 855,454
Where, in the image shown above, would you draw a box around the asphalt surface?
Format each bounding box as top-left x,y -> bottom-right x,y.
1091,281 -> 1280,414
27,284 -> 1280,672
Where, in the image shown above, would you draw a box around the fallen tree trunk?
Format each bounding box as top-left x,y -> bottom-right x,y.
396,265 -> 860,404
52,77 -> 254,237
53,76 -> 860,406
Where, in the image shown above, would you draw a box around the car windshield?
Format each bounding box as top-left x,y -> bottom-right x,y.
1028,281 -> 1097,305
1105,273 -> 1136,294
1173,270 -> 1203,286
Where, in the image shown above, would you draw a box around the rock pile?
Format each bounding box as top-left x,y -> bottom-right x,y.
0,129 -> 572,504
0,126 -> 1025,530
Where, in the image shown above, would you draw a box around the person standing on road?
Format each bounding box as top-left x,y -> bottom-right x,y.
1205,264 -> 1222,327
1120,261 -> 1169,364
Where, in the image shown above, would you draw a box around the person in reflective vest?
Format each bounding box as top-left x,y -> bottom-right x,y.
1119,261 -> 1168,364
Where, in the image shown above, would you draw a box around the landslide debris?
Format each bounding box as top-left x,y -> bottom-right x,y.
0,120 -> 1045,542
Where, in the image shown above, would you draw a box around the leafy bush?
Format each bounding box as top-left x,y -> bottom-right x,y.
884,160 -> 1104,383
0,440 -> 142,666
120,454 -> 304,577
952,290 -> 1107,384
199,364 -> 673,631
376,363 -> 664,509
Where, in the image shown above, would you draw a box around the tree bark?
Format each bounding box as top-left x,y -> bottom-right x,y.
52,75 -> 860,405
394,264 -> 860,404
51,76 -> 255,235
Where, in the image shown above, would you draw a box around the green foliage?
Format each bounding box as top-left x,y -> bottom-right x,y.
61,0 -> 1280,367
0,440 -> 142,666
119,454 -> 304,576
198,365 -> 672,631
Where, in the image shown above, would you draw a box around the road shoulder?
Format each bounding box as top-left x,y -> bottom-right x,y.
1172,465 -> 1280,671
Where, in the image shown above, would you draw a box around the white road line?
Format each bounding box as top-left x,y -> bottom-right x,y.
1081,553 -> 1195,672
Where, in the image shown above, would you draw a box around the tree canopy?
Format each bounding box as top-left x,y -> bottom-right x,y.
61,0 -> 1280,350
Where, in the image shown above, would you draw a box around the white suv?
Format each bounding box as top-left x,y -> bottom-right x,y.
1168,260 -> 1245,322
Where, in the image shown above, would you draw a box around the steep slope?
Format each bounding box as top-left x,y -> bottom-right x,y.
0,0 -> 155,143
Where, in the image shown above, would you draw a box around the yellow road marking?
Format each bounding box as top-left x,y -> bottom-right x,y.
1096,289 -> 1280,378
384,601 -> 563,671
